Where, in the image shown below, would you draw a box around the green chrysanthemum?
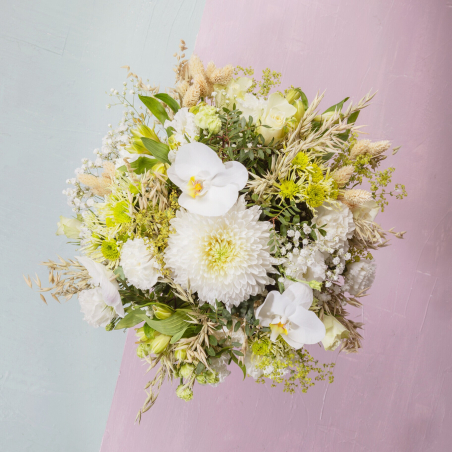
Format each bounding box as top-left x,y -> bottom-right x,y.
305,184 -> 325,208
101,239 -> 120,260
291,152 -> 310,171
251,338 -> 271,356
310,164 -> 324,183
279,180 -> 300,200
113,201 -> 131,224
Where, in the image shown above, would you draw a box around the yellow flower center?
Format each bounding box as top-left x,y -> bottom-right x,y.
203,234 -> 239,274
187,176 -> 204,198
269,321 -> 288,336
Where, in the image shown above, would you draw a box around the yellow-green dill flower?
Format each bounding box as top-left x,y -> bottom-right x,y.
113,201 -> 131,224
251,338 -> 271,356
180,363 -> 195,379
279,180 -> 300,200
305,184 -> 325,208
149,334 -> 171,354
176,384 -> 193,401
291,152 -> 310,171
101,239 -> 120,260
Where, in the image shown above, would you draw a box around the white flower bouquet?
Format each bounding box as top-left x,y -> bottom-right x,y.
26,41 -> 406,419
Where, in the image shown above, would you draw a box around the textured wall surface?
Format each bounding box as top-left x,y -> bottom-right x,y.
0,1 -> 205,451
101,1 -> 452,451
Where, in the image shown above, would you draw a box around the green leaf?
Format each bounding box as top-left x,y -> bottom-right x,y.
114,310 -> 144,330
232,350 -> 244,356
154,93 -> 180,113
294,88 -> 308,110
323,97 -> 349,114
207,347 -> 216,356
170,328 -> 187,344
209,335 -> 218,346
230,352 -> 246,380
234,321 -> 241,332
141,138 -> 171,164
113,266 -> 125,280
143,323 -> 154,339
347,110 -> 360,124
139,95 -> 169,125
129,156 -> 159,174
196,362 -> 205,375
135,310 -> 190,336
321,152 -> 335,162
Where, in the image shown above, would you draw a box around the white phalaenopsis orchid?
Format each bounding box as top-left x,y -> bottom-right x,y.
167,142 -> 248,216
255,283 -> 325,349
76,256 -> 124,318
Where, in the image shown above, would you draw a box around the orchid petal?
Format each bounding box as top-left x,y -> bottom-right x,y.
211,161 -> 248,189
173,142 -> 224,181
255,291 -> 294,325
179,185 -> 238,217
284,282 -> 313,311
287,306 -> 326,346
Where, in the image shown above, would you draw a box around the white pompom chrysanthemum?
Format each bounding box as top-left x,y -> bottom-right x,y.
120,238 -> 162,291
343,259 -> 377,295
164,196 -> 276,309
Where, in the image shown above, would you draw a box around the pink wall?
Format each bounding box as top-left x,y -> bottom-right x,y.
101,1 -> 452,450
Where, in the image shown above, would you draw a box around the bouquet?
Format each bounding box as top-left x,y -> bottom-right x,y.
26,41 -> 406,420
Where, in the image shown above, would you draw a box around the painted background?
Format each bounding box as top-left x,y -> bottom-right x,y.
0,1 -> 205,451
101,1 -> 452,451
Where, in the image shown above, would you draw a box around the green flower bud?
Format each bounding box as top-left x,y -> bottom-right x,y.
176,384 -> 193,402
149,334 -> 171,354
180,363 -> 195,379
153,305 -> 174,320
196,373 -> 207,385
205,370 -> 219,385
136,343 -> 150,359
135,326 -> 155,343
293,100 -> 305,123
174,348 -> 187,361
285,88 -> 301,105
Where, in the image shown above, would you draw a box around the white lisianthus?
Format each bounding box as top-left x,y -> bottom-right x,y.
76,256 -> 124,323
214,77 -> 252,109
343,259 -> 377,295
167,142 -> 248,217
56,216 -> 82,239
321,315 -> 349,351
284,245 -> 327,283
78,287 -> 116,327
255,283 -> 326,349
209,355 -> 231,386
257,93 -> 297,144
352,199 -> 380,222
164,196 -> 276,309
120,238 -> 162,291
312,202 -> 355,251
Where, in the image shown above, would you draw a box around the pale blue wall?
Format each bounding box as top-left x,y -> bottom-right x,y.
0,1 -> 205,451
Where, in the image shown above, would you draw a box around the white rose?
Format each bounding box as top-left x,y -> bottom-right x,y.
343,259 -> 376,296
312,202 -> 355,251
78,287 -> 116,327
237,93 -> 266,123
321,315 -> 349,351
352,199 -> 380,222
257,93 -> 297,144
214,77 -> 252,109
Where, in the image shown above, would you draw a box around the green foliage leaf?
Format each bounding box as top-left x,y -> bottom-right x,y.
154,93 -> 180,113
230,352 -> 246,380
135,310 -> 190,336
114,310 -> 144,330
139,95 -> 170,125
170,328 -> 187,344
128,156 -> 159,174
196,362 -> 205,375
141,138 -> 171,164
323,97 -> 350,114
143,323 -> 154,339
347,110 -> 360,124
209,335 -> 218,346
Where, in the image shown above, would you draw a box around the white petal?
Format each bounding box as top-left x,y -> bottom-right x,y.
167,164 -> 185,188
287,306 -> 326,346
76,256 -> 110,286
283,282 -> 313,311
266,93 -> 297,117
173,142 -> 224,181
178,185 -> 238,217
101,276 -> 124,318
255,291 -> 293,325
211,161 -> 248,189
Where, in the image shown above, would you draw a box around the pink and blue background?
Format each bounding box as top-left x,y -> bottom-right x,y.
2,1 -> 451,451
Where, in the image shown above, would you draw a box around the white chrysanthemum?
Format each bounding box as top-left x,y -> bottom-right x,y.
79,287 -> 116,327
343,259 -> 377,295
120,238 -> 162,290
164,108 -> 199,161
312,202 -> 355,251
284,245 -> 327,283
164,196 -> 276,309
